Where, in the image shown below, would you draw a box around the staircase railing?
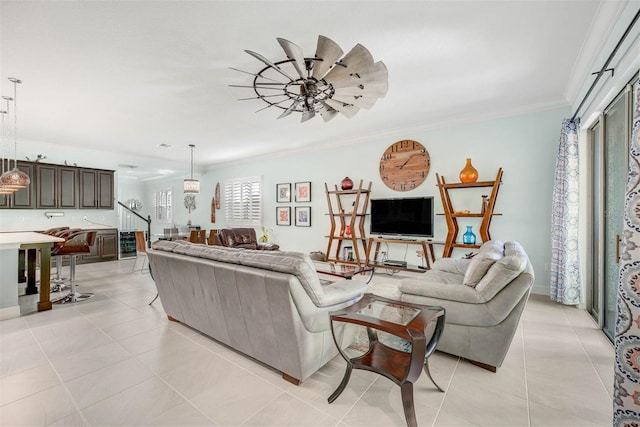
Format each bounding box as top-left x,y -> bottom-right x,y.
118,201 -> 152,248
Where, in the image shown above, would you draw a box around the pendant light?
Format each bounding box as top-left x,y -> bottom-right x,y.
0,78 -> 30,189
183,144 -> 200,194
0,107 -> 15,195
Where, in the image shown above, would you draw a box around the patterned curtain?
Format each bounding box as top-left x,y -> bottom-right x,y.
550,118 -> 581,305
614,78 -> 640,426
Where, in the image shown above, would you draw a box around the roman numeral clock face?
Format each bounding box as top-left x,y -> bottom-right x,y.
379,140 -> 431,191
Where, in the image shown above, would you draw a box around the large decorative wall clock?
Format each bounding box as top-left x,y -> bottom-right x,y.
379,140 -> 431,191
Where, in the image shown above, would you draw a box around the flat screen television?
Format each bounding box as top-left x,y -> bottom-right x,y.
370,197 -> 434,238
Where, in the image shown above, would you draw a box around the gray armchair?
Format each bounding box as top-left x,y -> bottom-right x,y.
397,240 -> 534,371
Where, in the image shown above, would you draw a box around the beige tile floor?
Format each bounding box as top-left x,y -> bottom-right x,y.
1,260 -> 613,426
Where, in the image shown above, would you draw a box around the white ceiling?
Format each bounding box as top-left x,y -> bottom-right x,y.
0,0 -> 626,178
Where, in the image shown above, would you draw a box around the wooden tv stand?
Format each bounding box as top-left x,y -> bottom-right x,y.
365,237 -> 443,273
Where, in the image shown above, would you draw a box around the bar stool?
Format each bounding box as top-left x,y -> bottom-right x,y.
52,230 -> 96,304
41,227 -> 71,291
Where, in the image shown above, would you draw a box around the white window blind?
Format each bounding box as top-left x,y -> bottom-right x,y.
153,189 -> 172,223
224,176 -> 262,227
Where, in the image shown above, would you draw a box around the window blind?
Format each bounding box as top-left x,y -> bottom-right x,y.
153,189 -> 172,223
224,176 -> 262,227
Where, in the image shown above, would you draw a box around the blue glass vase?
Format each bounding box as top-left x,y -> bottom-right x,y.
462,226 -> 476,245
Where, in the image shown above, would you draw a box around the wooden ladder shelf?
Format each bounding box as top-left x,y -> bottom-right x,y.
436,168 -> 503,258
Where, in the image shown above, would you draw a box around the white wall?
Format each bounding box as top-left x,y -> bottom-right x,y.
145,106 -> 568,295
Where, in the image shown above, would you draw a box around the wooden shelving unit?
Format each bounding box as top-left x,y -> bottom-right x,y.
436,168 -> 503,257
324,180 -> 372,265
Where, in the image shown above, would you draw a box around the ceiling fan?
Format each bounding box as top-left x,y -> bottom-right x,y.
231,35 -> 388,123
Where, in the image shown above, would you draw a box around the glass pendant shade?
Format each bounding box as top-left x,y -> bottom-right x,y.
183,144 -> 199,194
0,168 -> 30,189
0,78 -> 29,190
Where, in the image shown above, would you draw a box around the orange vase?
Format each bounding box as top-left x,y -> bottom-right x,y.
459,158 -> 478,183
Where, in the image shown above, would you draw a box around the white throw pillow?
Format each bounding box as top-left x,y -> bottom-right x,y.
462,240 -> 504,287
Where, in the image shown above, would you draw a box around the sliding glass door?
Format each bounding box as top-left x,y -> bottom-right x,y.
588,79 -> 635,339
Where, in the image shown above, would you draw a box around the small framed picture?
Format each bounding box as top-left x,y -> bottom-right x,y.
276,183 -> 291,203
276,206 -> 291,226
295,206 -> 311,227
294,181 -> 311,202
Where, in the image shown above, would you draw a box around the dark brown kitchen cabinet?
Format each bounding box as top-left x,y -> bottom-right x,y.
79,228 -> 118,264
79,169 -> 114,209
0,160 -> 35,209
36,164 -> 77,209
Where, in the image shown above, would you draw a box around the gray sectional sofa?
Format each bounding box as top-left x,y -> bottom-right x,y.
146,240 -> 367,384
398,240 -> 534,371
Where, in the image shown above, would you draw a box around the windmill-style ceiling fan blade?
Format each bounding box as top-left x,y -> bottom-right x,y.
278,100 -> 300,119
332,94 -> 378,109
333,83 -> 387,98
245,50 -> 296,82
324,99 -> 360,118
312,35 -> 344,79
277,38 -> 307,79
330,61 -> 388,88
319,103 -> 339,122
323,44 -> 375,84
301,110 -> 315,123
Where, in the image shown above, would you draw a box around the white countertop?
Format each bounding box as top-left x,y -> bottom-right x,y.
0,232 -> 65,249
0,224 -> 116,232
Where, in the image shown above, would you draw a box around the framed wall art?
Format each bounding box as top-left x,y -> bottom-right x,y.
295,206 -> 311,227
294,181 -> 311,202
276,206 -> 291,226
276,183 -> 291,203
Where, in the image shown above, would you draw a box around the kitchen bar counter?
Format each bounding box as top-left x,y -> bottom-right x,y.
0,232 -> 64,319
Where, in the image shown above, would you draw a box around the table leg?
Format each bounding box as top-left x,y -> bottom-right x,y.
423,358 -> 445,392
25,249 -> 38,295
18,249 -> 26,283
400,382 -> 417,427
37,247 -> 52,312
328,363 -> 352,404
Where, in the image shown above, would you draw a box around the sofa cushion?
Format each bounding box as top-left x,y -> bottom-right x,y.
463,240 -> 504,287
398,270 -> 485,304
432,258 -> 472,275
475,241 -> 528,297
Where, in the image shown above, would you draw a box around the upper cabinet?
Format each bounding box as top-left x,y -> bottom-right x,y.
0,159 -> 113,210
36,164 -> 78,209
80,169 -> 114,209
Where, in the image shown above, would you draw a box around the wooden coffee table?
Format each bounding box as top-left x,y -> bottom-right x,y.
328,293 -> 445,427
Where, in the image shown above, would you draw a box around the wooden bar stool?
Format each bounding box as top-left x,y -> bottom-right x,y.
52,230 -> 96,304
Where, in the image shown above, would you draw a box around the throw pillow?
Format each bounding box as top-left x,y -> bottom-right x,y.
475,241 -> 528,295
463,240 -> 504,287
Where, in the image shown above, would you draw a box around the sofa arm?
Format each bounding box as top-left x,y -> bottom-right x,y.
320,279 -> 368,307
289,279 -> 367,332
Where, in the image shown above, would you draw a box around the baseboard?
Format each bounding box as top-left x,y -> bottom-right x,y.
531,284 -> 548,296
0,305 -> 21,320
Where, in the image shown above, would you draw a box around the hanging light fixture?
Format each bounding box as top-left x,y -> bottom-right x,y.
0,107 -> 15,195
0,77 -> 30,189
183,144 -> 200,194
231,35 -> 388,123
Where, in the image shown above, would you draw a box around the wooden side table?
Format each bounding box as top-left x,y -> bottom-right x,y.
328,293 -> 445,427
